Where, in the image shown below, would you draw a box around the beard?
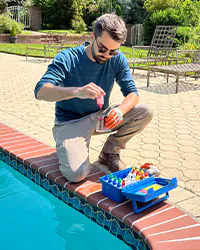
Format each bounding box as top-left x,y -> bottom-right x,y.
91,42 -> 109,65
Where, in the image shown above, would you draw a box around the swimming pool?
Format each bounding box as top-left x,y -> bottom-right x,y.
0,160 -> 132,250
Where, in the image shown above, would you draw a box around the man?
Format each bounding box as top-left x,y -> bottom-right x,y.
34,14 -> 153,183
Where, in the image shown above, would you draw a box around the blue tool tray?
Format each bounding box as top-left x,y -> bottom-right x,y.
100,168 -> 177,213
100,167 -> 154,203
122,177 -> 177,213
100,167 -> 131,202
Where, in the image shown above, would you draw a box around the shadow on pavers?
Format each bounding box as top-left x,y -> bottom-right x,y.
137,80 -> 200,95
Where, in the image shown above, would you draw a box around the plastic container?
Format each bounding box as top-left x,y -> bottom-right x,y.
100,168 -> 153,203
96,115 -> 111,133
100,168 -> 177,213
97,95 -> 104,109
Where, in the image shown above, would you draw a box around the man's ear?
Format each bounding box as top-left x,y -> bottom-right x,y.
90,32 -> 95,39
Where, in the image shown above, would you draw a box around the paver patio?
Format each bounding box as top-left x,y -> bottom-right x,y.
1,52 -> 200,223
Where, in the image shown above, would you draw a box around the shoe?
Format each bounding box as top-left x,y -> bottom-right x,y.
98,152 -> 126,172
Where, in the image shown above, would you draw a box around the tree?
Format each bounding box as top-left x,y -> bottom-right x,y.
120,0 -> 147,24
143,0 -> 200,44
0,0 -> 7,14
144,0 -> 179,12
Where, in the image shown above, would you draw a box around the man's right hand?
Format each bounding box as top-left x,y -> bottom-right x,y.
75,82 -> 105,99
36,82 -> 105,102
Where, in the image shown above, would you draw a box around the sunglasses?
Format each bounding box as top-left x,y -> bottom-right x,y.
95,36 -> 119,56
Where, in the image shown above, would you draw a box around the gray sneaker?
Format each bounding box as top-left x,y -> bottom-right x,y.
98,152 -> 126,172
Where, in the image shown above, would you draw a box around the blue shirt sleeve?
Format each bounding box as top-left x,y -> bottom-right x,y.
115,53 -> 138,97
34,51 -> 70,98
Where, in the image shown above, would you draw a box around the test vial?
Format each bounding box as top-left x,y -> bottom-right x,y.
96,116 -> 105,132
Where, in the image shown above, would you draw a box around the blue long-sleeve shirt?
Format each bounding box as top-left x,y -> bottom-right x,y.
34,43 -> 138,123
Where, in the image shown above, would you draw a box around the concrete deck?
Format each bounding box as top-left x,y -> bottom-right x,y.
1,52 -> 200,223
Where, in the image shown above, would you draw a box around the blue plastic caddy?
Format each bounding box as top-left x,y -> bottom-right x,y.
100,168 -> 177,213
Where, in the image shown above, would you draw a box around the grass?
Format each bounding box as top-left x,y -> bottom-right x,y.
0,43 -> 134,59
0,43 -> 180,68
21,31 -> 33,35
0,44 -> 47,57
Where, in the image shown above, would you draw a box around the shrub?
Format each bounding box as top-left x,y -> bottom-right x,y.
181,25 -> 200,50
143,1 -> 200,45
173,26 -> 192,47
0,14 -> 23,34
10,26 -> 17,36
72,16 -> 87,34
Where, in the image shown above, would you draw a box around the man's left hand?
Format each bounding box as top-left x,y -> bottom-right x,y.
104,108 -> 123,130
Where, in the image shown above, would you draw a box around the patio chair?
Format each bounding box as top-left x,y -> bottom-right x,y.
147,49 -> 200,93
26,32 -> 67,62
128,25 -> 178,71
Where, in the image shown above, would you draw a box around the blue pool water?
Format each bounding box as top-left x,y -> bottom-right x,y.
0,161 -> 131,250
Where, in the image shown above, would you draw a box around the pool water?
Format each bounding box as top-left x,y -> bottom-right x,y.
0,161 -> 130,250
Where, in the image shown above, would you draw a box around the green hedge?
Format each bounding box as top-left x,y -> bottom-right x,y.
143,1 -> 200,45
0,14 -> 23,34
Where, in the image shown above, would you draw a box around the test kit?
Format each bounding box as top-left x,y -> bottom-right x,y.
100,166 -> 177,213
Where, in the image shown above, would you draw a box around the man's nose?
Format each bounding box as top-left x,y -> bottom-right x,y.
103,50 -> 111,58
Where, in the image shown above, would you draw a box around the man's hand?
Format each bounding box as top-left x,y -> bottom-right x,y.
36,82 -> 105,102
105,107 -> 123,130
75,82 -> 105,99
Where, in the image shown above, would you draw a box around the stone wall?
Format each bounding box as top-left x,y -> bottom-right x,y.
0,34 -> 91,44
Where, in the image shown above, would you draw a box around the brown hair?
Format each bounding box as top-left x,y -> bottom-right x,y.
93,14 -> 127,43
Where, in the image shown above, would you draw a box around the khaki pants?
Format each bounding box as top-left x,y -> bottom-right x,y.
53,104 -> 153,182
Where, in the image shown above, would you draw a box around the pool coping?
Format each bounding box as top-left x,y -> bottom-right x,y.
0,123 -> 200,250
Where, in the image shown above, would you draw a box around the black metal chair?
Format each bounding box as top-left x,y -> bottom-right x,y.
128,25 -> 178,71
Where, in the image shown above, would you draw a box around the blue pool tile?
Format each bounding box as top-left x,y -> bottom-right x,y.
67,191 -> 76,206
119,220 -> 126,230
10,159 -> 18,169
118,225 -> 125,238
130,243 -> 138,250
105,212 -> 112,221
84,203 -> 92,218
56,183 -> 63,192
68,191 -> 74,198
51,184 -> 59,197
27,168 -> 33,180
137,239 -> 148,250
90,205 -> 97,219
0,152 -> 3,160
130,234 -> 140,249
63,190 -> 69,204
41,178 -> 50,191
35,173 -> 40,185
124,228 -> 135,245
110,218 -> 119,235
3,155 -> 10,165
73,196 -> 81,210
90,210 -> 97,223
104,217 -> 111,231
79,198 -> 87,214
57,190 -> 63,200
92,205 -> 98,213
68,195 -> 74,205
97,211 -> 105,225
18,164 -> 26,175
80,197 -> 86,206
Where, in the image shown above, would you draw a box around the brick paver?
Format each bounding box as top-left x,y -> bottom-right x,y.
1,52 -> 200,222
